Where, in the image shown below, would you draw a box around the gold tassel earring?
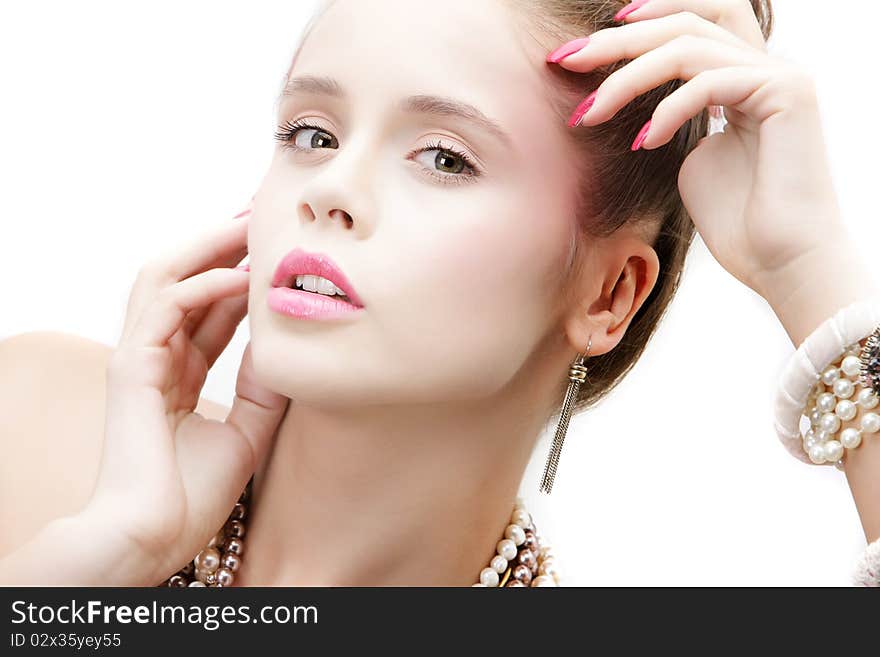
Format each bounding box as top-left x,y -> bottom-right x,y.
539,335 -> 592,494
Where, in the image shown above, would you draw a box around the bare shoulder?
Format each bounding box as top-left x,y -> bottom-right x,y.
0,331 -> 230,558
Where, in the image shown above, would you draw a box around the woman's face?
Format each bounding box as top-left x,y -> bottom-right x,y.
248,0 -> 584,406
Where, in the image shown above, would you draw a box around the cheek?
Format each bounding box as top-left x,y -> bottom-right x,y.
373,186 -> 574,396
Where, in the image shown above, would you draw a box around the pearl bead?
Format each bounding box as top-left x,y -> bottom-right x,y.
497,538 -> 517,561
215,568 -> 234,587
531,575 -> 557,587
512,564 -> 533,585
834,458 -> 846,471
539,546 -> 555,560
808,444 -> 826,464
168,575 -> 187,587
188,581 -> 207,587
803,433 -> 819,451
842,356 -> 862,377
823,440 -> 844,463
538,558 -> 559,578
226,520 -> 246,539
480,567 -> 500,587
833,378 -> 855,399
835,399 -> 857,421
511,509 -> 531,529
814,428 -> 830,442
506,580 -> 526,587
817,393 -> 836,413
504,524 -> 526,546
195,548 -> 221,573
860,412 -> 880,434
225,537 -> 244,556
857,388 -> 879,409
819,412 -> 841,434
222,553 -> 241,572
518,548 -> 537,571
840,427 -> 862,449
821,366 -> 840,385
490,555 -> 508,574
810,408 -> 822,426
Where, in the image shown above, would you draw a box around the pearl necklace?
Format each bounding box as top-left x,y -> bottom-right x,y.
161,477 -> 561,587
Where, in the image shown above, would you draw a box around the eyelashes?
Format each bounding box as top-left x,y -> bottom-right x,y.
273,118 -> 482,186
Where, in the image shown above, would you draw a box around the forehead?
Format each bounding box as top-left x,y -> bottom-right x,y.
290,0 -> 551,127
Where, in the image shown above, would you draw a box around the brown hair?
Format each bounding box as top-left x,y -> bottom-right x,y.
505,0 -> 774,417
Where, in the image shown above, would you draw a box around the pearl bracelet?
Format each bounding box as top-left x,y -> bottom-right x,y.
801,347 -> 880,467
774,297 -> 880,464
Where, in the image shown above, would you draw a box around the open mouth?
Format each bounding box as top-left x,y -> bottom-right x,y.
286,274 -> 353,305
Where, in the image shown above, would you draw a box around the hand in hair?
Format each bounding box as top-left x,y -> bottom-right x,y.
548,0 -> 875,347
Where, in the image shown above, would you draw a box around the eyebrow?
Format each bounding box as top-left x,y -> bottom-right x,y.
278,75 -> 512,147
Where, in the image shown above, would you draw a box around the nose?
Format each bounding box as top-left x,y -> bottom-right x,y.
300,203 -> 353,229
295,140 -> 377,239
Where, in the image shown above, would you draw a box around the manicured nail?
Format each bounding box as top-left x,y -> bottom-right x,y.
234,264 -> 250,272
631,119 -> 652,151
546,36 -> 591,63
233,197 -> 255,219
568,90 -> 598,128
614,0 -> 650,22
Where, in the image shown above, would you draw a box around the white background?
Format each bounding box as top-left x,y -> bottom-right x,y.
1,1 -> 878,586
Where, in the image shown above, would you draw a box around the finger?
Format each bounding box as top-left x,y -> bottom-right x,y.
615,0 -> 768,51
156,209 -> 250,284
225,342 -> 291,470
574,35 -> 762,127
635,65 -> 773,149
121,210 -> 250,342
180,262 -> 248,337
190,291 -> 249,369
126,267 -> 250,348
553,11 -> 753,75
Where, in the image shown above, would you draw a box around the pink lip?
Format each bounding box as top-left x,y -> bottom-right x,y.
268,247 -> 365,320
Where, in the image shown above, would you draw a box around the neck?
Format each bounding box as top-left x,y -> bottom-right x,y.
235,339 -> 565,586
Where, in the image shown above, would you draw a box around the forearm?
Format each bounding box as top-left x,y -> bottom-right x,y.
758,236 -> 880,543
0,511 -> 156,587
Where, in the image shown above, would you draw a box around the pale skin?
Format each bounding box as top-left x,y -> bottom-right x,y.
1,0 -> 877,586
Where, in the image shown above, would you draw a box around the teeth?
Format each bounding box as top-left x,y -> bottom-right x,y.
295,274 -> 347,298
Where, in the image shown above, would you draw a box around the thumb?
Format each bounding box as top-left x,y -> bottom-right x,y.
225,342 -> 290,469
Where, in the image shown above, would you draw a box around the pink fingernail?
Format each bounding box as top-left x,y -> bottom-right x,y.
631,119 -> 652,151
546,36 -> 591,63
568,90 -> 598,128
614,0 -> 650,22
234,264 -> 250,272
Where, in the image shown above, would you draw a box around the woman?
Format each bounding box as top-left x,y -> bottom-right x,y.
1,0 -> 877,586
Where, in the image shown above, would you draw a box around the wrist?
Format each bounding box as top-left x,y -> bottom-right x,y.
754,236 -> 880,348
67,506 -> 163,586
0,511 -> 161,586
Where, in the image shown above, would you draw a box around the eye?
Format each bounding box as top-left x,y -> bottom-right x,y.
274,119 -> 339,151
273,120 -> 482,186
408,139 -> 481,186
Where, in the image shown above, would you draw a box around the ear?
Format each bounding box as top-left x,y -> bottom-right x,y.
563,234 -> 660,357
